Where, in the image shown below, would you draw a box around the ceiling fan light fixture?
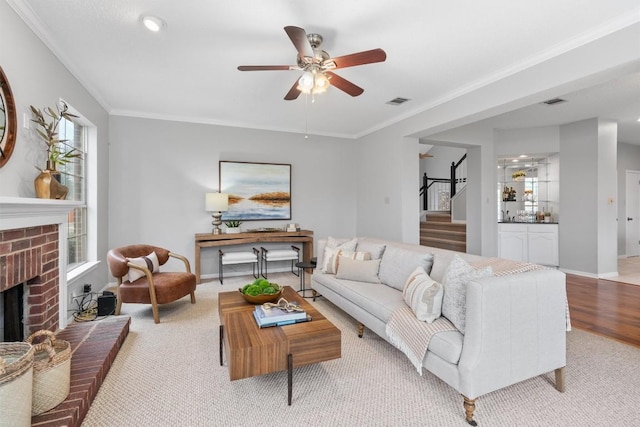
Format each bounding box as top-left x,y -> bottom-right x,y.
297,70 -> 329,95
297,71 -> 315,93
313,73 -> 329,93
141,15 -> 166,32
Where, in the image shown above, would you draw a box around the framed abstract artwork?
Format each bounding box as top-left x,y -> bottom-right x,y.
219,161 -> 292,220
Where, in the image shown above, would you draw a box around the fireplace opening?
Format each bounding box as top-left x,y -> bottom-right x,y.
1,283 -> 25,342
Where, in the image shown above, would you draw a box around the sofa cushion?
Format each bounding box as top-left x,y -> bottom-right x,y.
336,257 -> 381,283
313,272 -> 405,323
379,246 -> 434,291
427,330 -> 464,364
441,254 -> 492,333
127,251 -> 160,282
355,241 -> 386,260
322,248 -> 371,274
428,247 -> 486,283
328,236 -> 358,251
402,266 -> 443,323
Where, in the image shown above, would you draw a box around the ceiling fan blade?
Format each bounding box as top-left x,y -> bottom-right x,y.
327,48 -> 387,69
284,80 -> 301,100
284,26 -> 314,60
325,71 -> 364,97
237,65 -> 295,71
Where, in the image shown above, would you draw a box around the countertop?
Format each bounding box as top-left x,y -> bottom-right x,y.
498,221 -> 559,224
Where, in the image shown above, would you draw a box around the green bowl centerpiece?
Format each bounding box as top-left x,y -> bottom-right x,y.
239,278 -> 282,304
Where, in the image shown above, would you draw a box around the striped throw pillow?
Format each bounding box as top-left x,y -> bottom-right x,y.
322,248 -> 371,274
402,266 -> 444,323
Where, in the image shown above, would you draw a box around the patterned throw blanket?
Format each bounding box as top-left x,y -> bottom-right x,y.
385,306 -> 456,374
385,258 -> 571,375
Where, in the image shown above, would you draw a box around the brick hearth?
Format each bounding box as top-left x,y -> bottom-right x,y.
31,316 -> 130,426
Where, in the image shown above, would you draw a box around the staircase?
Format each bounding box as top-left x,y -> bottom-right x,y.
420,212 -> 466,252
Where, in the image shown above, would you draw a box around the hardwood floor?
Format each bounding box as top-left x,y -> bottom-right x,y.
566,273 -> 640,347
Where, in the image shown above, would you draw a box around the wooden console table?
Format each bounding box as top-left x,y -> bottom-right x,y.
194,230 -> 314,284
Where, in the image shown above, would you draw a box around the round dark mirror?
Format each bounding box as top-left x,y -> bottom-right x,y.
0,66 -> 17,168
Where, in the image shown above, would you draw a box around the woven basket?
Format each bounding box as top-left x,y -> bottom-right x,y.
25,330 -> 71,416
0,342 -> 35,427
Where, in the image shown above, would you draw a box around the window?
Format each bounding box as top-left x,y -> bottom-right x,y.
57,114 -> 87,270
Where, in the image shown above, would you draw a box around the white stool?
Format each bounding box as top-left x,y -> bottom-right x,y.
260,246 -> 300,279
218,248 -> 259,284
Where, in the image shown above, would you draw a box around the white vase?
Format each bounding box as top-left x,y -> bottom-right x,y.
226,227 -> 241,234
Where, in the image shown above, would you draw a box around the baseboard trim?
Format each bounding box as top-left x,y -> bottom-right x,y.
560,268 -> 619,279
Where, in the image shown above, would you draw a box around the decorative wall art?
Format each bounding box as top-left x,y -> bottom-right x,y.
219,161 -> 291,220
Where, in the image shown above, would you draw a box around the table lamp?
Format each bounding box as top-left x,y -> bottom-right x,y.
205,192 -> 229,234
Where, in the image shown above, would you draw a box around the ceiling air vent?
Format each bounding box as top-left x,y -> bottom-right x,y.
542,97 -> 567,106
386,97 -> 410,106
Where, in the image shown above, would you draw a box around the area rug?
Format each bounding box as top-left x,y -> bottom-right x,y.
81,273 -> 640,426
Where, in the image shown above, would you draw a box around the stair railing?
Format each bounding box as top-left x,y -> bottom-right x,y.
420,153 -> 467,211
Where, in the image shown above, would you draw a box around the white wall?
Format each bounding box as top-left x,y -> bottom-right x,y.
0,2 -> 110,302
558,118 -> 620,276
495,126 -> 560,156
108,116 -> 357,278
617,143 -> 640,256
597,120 -> 618,276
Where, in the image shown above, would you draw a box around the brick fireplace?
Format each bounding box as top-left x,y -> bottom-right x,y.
1,224 -> 60,339
1,197 -> 131,426
0,197 -> 81,338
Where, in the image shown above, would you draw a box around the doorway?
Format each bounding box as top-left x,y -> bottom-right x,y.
625,170 -> 640,257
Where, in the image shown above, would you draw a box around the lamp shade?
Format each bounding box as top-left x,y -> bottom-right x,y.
205,192 -> 229,212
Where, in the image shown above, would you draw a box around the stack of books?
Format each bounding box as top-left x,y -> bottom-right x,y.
253,304 -> 310,328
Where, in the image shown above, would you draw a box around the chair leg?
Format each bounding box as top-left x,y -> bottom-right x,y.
151,301 -> 160,323
190,291 -> 196,304
115,281 -> 123,315
219,255 -> 224,285
148,281 -> 161,324
115,293 -> 123,315
290,259 -> 300,277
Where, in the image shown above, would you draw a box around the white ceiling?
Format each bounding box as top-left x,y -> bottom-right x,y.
7,0 -> 640,140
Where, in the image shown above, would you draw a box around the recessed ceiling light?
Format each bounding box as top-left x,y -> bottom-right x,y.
141,15 -> 166,32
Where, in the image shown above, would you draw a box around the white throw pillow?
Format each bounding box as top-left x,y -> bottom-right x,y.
402,266 -> 444,323
441,254 -> 492,334
327,236 -> 358,251
322,248 -> 371,274
378,246 -> 434,291
335,256 -> 381,283
355,241 -> 386,260
127,251 -> 160,282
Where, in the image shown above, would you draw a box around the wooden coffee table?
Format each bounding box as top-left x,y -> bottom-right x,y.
218,286 -> 341,405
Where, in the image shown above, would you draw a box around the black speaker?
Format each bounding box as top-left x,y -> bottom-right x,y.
97,294 -> 117,316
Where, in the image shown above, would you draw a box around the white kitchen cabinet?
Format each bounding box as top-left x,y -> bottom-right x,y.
528,224 -> 559,266
498,223 -> 558,266
498,224 -> 528,262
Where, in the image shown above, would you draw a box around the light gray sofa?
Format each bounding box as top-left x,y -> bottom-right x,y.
310,237 -> 568,425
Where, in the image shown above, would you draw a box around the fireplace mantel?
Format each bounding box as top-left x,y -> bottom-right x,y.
0,196 -> 82,231
1,196 -> 82,330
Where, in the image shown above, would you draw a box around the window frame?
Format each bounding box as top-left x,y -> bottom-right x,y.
58,100 -> 98,279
